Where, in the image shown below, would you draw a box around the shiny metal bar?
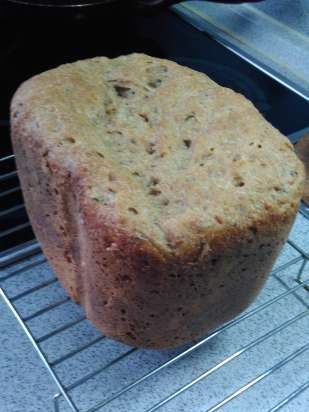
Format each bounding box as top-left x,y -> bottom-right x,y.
0,241 -> 42,268
66,348 -> 137,392
272,273 -> 309,310
268,381 -> 309,412
0,204 -> 25,218
11,278 -> 57,302
37,317 -> 86,343
0,288 -> 78,412
23,297 -> 70,322
0,154 -> 15,162
0,222 -> 31,239
287,240 -> 309,260
0,255 -> 46,280
50,336 -> 106,367
145,311 -> 309,412
53,393 -> 61,412
270,256 -> 303,276
206,343 -> 309,412
296,258 -> 308,283
0,170 -> 18,182
297,278 -> 309,293
0,186 -> 21,199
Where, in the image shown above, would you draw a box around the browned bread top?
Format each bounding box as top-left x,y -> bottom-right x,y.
11,54 -> 305,261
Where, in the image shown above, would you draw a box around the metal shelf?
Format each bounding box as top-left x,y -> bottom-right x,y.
1,153 -> 309,412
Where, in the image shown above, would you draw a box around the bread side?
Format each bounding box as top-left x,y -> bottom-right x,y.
295,134 -> 309,203
11,54 -> 305,348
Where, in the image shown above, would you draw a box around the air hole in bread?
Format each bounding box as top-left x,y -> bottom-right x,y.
184,114 -> 196,121
233,176 -> 245,187
183,139 -> 192,148
64,136 -> 76,144
106,130 -> 122,136
249,226 -> 258,234
114,85 -> 135,98
139,113 -> 149,122
64,252 -> 72,263
128,207 -> 138,215
149,176 -> 160,186
126,332 -> 136,340
148,79 -> 162,88
108,172 -> 116,181
215,215 -> 224,224
146,142 -> 156,155
149,188 -> 162,196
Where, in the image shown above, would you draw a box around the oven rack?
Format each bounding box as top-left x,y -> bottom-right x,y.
1,153 -> 309,412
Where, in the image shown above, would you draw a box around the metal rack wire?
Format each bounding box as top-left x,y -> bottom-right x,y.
1,152 -> 309,412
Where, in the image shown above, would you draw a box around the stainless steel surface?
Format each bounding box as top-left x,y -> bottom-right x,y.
1,154 -> 309,411
174,1 -> 309,102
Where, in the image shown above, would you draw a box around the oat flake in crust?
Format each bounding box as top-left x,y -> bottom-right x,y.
11,54 -> 305,348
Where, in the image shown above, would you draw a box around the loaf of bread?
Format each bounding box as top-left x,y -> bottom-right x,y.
11,54 -> 304,348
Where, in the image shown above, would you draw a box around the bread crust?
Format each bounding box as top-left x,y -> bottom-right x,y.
295,134 -> 309,203
11,54 -> 304,348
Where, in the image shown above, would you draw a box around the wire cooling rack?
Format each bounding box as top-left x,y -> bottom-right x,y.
1,152 -> 309,412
